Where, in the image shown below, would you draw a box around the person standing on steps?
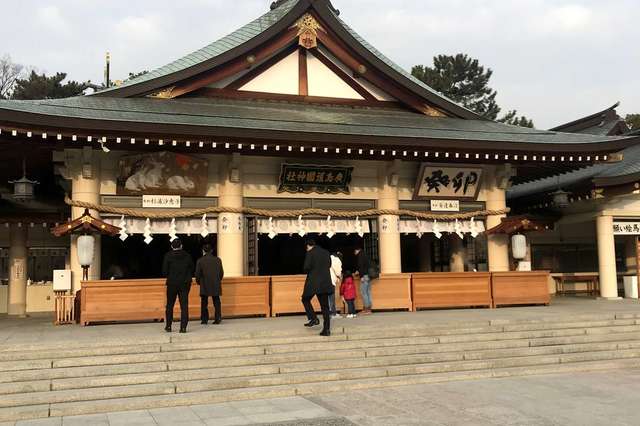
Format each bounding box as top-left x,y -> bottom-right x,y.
329,251 -> 343,319
354,246 -> 372,315
196,243 -> 224,325
301,238 -> 334,336
163,238 -> 194,333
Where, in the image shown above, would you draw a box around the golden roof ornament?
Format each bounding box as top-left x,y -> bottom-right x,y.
295,13 -> 321,49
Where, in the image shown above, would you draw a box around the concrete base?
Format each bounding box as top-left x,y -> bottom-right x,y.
597,297 -> 624,301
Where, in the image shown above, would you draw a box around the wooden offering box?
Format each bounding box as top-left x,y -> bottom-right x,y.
270,275 -> 341,317
411,272 -> 492,310
491,271 -> 551,307
348,274 -> 413,312
81,279 -> 165,326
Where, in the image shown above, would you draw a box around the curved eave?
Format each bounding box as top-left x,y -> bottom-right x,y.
0,107 -> 636,155
593,171 -> 640,188
550,102 -> 620,132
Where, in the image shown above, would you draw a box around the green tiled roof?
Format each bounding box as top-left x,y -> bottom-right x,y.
97,0 -> 299,94
0,96 -> 633,147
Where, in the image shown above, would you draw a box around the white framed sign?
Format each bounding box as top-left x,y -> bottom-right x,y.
430,200 -> 460,212
613,222 -> 640,235
142,195 -> 181,208
414,164 -> 483,200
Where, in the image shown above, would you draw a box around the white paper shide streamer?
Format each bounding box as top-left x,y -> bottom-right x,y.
118,215 -> 128,241
326,216 -> 335,239
297,215 -> 306,237
454,219 -> 464,239
470,217 -> 480,238
168,218 -> 177,242
200,214 -> 209,238
416,218 -> 423,239
433,219 -> 442,239
355,216 -> 364,238
268,217 -> 277,240
143,218 -> 153,245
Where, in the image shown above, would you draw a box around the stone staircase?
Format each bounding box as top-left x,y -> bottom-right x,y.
2,313 -> 640,422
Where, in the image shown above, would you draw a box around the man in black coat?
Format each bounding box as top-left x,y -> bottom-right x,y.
196,243 -> 224,325
162,238 -> 194,333
301,238 -> 334,336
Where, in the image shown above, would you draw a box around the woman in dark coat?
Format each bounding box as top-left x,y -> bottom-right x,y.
301,238 -> 334,336
195,243 -> 224,324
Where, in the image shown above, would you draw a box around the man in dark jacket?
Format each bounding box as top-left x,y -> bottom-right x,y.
354,246 -> 372,315
196,243 -> 224,325
301,238 -> 334,336
162,238 -> 194,333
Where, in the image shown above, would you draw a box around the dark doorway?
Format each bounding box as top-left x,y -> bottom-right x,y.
258,234 -> 366,276
101,234 -> 217,279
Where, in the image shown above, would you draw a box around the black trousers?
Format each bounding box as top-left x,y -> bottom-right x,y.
201,295 -> 221,323
166,285 -> 190,330
302,293 -> 332,332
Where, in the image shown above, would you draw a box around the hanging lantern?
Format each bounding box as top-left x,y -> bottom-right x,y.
511,234 -> 527,260
551,189 -> 570,208
8,159 -> 38,202
77,235 -> 95,267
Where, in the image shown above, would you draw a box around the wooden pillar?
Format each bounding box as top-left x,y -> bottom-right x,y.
449,235 -> 465,272
596,215 -> 619,299
377,162 -> 402,274
485,166 -> 510,272
69,149 -> 101,293
8,224 -> 28,316
217,154 -> 245,277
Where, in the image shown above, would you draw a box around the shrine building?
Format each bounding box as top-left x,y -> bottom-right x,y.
0,0 -> 638,319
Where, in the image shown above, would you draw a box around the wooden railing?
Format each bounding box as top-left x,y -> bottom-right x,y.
78,271 -> 551,326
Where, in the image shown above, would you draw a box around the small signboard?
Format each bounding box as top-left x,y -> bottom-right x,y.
430,200 -> 460,212
414,164 -> 483,200
142,195 -> 181,208
278,164 -> 353,194
613,222 -> 640,235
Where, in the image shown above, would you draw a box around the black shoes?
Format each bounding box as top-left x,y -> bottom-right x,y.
179,328 -> 187,333
201,321 -> 208,325
213,320 -> 222,325
304,319 -> 320,327
319,330 -> 331,336
164,327 -> 171,333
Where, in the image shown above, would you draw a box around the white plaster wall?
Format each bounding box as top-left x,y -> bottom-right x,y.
307,54 -> 363,99
240,51 -> 299,95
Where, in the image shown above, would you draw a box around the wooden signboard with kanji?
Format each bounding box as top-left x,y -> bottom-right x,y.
278,164 -> 353,194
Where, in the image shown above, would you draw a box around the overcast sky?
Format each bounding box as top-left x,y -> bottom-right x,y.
2,0 -> 638,129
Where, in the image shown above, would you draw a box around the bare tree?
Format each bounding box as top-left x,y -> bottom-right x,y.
0,55 -> 24,99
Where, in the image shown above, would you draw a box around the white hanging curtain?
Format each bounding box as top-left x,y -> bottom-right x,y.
398,219 -> 485,235
103,217 -> 218,235
257,218 -> 371,235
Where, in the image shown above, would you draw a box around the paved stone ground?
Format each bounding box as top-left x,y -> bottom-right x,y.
1,370 -> 639,425
1,297 -> 639,347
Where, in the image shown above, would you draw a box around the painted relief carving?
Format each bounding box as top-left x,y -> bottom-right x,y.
295,13 -> 321,49
149,86 -> 175,99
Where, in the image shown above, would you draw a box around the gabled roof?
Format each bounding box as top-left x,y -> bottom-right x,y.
509,105 -> 640,199
549,102 -> 630,136
92,0 -> 479,119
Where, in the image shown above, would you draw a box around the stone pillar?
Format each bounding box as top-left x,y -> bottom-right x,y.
624,236 -> 637,274
217,154 -> 245,277
449,235 -> 466,272
485,166 -> 510,272
377,163 -> 402,274
596,215 -> 619,299
68,149 -> 101,293
417,235 -> 432,272
7,224 -> 28,316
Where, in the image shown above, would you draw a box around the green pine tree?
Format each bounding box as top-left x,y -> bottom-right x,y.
11,71 -> 89,100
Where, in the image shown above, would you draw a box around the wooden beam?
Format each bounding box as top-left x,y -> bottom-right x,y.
187,87 -> 405,108
168,27 -> 299,98
299,47 -> 308,96
307,48 -> 376,101
225,44 -> 298,90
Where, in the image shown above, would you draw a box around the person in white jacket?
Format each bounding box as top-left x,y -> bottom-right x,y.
329,252 -> 343,319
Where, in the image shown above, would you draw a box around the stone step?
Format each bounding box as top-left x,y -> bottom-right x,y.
8,324 -> 638,372
3,347 -> 638,412
2,338 -> 639,397
0,362 -> 168,384
12,358 -> 635,421
2,316 -> 638,359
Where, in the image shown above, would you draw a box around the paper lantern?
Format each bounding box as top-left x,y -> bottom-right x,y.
77,235 -> 95,267
511,234 -> 527,260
